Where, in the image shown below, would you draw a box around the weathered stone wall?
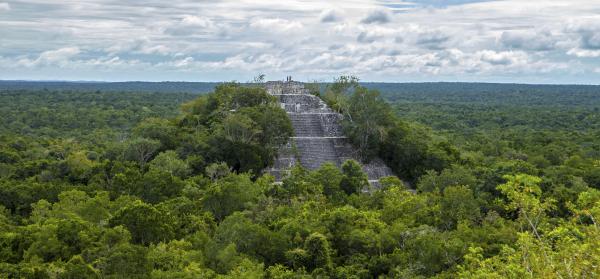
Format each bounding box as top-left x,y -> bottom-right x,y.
265,80 -> 394,187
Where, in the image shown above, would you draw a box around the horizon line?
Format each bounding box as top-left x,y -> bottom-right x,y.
1,79 -> 600,87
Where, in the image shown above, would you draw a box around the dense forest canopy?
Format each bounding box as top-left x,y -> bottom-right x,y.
0,79 -> 599,278
0,81 -> 218,94
365,82 -> 600,107
0,90 -> 199,140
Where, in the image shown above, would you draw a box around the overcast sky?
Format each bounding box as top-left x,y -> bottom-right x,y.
1,0 -> 600,83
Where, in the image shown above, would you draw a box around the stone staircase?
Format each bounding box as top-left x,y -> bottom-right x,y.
265,80 -> 395,187
290,113 -> 325,137
294,138 -> 340,170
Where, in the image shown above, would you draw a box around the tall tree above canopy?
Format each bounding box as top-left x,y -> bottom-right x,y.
178,83 -> 292,176
321,76 -> 459,180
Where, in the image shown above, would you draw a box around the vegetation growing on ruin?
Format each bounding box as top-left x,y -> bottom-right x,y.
0,80 -> 599,278
322,76 -> 459,182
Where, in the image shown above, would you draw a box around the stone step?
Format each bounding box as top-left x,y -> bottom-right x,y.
289,113 -> 324,137
362,159 -> 395,180
266,169 -> 291,181
289,113 -> 345,137
293,138 -> 339,169
277,94 -> 323,113
271,157 -> 297,169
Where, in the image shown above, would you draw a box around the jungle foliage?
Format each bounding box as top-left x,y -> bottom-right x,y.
0,79 -> 599,278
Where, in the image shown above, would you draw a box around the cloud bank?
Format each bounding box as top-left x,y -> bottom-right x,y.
0,0 -> 599,83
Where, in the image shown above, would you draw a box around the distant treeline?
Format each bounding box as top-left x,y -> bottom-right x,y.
2,81 -> 600,105
362,82 -> 600,107
0,81 -> 219,94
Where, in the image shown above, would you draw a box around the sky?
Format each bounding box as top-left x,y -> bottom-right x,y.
1,0 -> 600,84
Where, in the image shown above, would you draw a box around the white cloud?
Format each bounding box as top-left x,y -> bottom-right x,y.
18,47 -> 81,68
357,32 -> 379,43
477,50 -> 528,66
356,27 -> 395,44
567,48 -> 600,58
177,57 -> 195,67
500,30 -> 556,51
181,15 -> 212,28
416,29 -> 450,50
320,9 -> 341,23
0,0 -> 599,83
361,9 -> 391,24
164,15 -> 215,36
81,56 -> 147,69
104,39 -> 173,56
565,19 -> 600,58
249,18 -> 303,32
572,24 -> 600,50
0,2 -> 9,11
564,19 -> 600,58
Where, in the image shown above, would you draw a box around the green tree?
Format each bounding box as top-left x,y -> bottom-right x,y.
497,174 -> 554,239
265,264 -> 301,279
324,75 -> 360,115
440,185 -> 480,230
202,173 -> 261,221
124,137 -> 161,168
340,160 -> 369,195
223,258 -> 265,279
310,162 -> 344,200
59,255 -> 99,279
65,151 -> 96,182
205,162 -> 231,181
109,201 -> 174,245
304,233 -> 332,271
97,244 -> 151,278
147,239 -> 203,274
215,212 -> 287,265
149,150 -> 190,178
133,117 -> 178,150
417,165 -> 478,193
343,86 -> 394,160
135,168 -> 186,203
219,114 -> 260,145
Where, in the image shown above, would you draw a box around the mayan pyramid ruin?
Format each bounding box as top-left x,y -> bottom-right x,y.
264,78 -> 394,187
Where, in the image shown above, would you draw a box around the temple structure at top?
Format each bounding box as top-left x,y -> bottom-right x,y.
264,79 -> 394,187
